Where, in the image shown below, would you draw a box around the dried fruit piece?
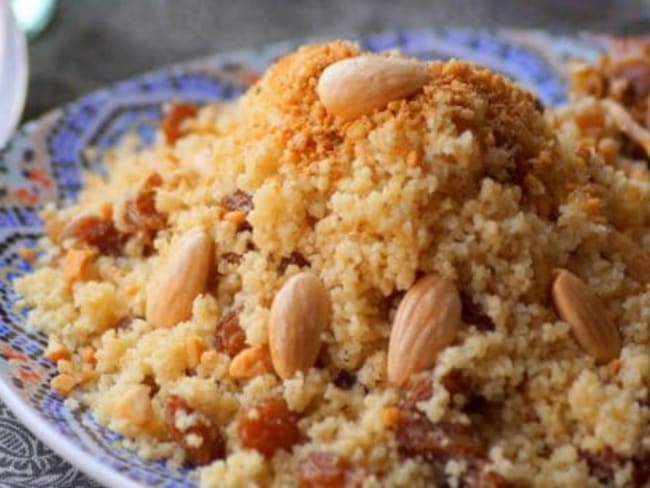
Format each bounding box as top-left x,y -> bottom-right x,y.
297,452 -> 364,488
122,173 -> 167,245
237,398 -> 301,457
43,337 -> 71,362
164,395 -> 225,465
215,311 -> 246,357
18,246 -> 37,264
141,375 -> 160,397
317,56 -> 430,120
268,272 -> 330,379
551,269 -> 621,362
64,215 -> 126,256
63,248 -> 96,282
229,345 -> 274,380
51,373 -> 76,396
605,230 -> 650,283
223,210 -> 247,226
396,415 -> 485,460
146,228 -> 214,328
441,369 -> 472,398
460,291 -> 495,331
279,252 -> 311,273
185,336 -> 206,369
221,189 -> 254,213
387,275 -> 461,386
332,370 -> 356,390
162,103 -> 197,144
80,347 -> 95,364
382,407 -> 403,429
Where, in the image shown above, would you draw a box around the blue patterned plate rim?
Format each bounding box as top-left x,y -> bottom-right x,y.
0,28 -> 605,488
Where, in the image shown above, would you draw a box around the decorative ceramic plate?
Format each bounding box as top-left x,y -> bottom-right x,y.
0,30 -> 603,488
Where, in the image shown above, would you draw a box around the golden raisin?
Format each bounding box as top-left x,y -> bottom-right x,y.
220,189 -> 253,213
67,215 -> 125,256
396,415 -> 485,461
237,398 -> 301,457
122,173 -> 167,245
164,395 -> 225,465
297,452 -> 364,488
162,103 -> 198,144
215,311 -> 246,357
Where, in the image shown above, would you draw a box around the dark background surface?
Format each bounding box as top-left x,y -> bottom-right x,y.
7,1 -> 650,487
24,0 -> 650,121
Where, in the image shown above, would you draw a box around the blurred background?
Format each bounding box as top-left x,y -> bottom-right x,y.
17,0 -> 650,121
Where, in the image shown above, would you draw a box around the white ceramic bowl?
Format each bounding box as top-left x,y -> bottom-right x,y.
0,1 -> 28,148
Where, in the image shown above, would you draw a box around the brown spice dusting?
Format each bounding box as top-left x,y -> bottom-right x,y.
221,189 -> 254,213
164,395 -> 225,465
279,251 -> 311,273
296,452 -> 364,488
162,103 -> 198,144
67,215 -> 126,256
214,311 -> 246,357
237,398 -> 301,457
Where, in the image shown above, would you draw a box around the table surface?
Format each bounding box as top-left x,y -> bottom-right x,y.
7,1 -> 650,486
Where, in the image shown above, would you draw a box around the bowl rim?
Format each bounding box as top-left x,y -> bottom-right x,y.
0,378 -> 141,488
0,2 -> 28,149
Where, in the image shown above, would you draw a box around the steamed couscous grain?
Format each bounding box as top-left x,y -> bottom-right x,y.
15,40 -> 650,486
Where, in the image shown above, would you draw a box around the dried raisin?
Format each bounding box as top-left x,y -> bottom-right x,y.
396,415 -> 485,461
237,398 -> 301,457
164,395 -> 225,465
122,173 -> 166,244
460,291 -> 495,331
297,452 -> 364,488
333,370 -> 356,390
215,311 -> 246,357
279,252 -> 310,273
162,103 -> 197,144
221,189 -> 253,213
441,369 -> 472,397
67,215 -> 126,256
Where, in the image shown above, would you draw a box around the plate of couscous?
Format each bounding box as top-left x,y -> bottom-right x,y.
2,29 -> 650,487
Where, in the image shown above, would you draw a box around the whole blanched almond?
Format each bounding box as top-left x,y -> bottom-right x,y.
268,272 -> 330,379
317,56 -> 430,120
387,274 -> 461,386
146,228 -> 213,328
605,230 -> 650,283
551,269 -> 620,363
